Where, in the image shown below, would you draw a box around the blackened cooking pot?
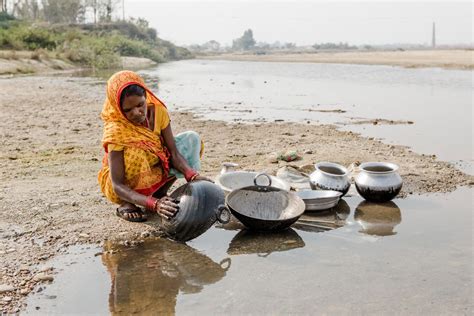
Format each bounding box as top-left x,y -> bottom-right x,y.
226,173 -> 305,232
160,181 -> 230,242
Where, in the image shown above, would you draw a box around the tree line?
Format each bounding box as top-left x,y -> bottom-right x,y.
0,0 -> 122,24
0,0 -> 193,69
190,28 -> 357,53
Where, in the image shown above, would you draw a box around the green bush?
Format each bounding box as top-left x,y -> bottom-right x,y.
0,12 -> 15,29
0,20 -> 192,69
0,24 -> 57,50
0,12 -> 15,22
17,27 -> 57,50
0,28 -> 20,49
109,36 -> 164,62
61,37 -> 121,69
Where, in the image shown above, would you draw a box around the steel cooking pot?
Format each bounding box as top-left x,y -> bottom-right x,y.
160,180 -> 230,242
225,173 -> 305,232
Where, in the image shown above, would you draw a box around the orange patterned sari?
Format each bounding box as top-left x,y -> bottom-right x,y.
97,71 -> 170,204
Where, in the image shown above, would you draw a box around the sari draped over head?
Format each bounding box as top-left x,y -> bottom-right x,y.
98,70 -> 170,204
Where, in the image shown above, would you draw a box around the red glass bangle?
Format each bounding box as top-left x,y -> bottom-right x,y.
184,169 -> 198,182
145,196 -> 158,211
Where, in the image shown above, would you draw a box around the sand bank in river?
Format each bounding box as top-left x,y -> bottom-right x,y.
0,75 -> 472,312
201,49 -> 474,70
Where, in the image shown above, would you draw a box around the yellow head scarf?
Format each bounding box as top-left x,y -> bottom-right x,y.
98,71 -> 170,202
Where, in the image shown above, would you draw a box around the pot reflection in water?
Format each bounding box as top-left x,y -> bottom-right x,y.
333,199 -> 351,221
354,201 -> 402,236
227,228 -> 305,257
102,239 -> 230,315
292,199 -> 350,232
355,162 -> 403,202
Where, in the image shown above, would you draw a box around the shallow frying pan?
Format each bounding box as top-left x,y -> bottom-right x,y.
226,173 -> 305,232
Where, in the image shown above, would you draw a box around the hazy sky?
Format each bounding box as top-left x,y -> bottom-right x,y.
124,0 -> 472,46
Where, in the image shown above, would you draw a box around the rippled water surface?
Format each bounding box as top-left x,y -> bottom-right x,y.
25,188 -> 472,314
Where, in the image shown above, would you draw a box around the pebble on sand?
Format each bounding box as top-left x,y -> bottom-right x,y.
0,284 -> 15,293
33,272 -> 54,282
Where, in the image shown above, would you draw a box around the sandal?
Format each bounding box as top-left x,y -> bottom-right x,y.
116,208 -> 147,222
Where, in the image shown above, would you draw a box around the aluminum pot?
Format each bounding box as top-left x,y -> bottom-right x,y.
355,162 -> 403,202
160,181 -> 230,242
309,162 -> 351,196
226,173 -> 305,232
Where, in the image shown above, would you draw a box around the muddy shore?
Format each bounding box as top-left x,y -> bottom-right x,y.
0,74 -> 472,313
201,49 -> 474,70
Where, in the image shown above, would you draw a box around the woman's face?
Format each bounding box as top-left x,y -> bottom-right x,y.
122,95 -> 147,125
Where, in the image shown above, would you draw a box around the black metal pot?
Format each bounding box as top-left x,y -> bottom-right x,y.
160,181 -> 230,242
226,173 -> 305,232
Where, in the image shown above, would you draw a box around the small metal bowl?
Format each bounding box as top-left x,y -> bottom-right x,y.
295,190 -> 342,211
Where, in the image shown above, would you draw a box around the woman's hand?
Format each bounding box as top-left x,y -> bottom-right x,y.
154,196 -> 179,220
192,175 -> 214,183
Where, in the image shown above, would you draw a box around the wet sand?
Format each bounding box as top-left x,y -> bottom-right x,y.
201,49 -> 474,70
0,74 -> 472,313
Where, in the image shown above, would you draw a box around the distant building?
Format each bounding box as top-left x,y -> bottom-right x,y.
432,22 -> 436,48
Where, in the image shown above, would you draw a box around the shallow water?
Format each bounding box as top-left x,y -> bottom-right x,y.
138,60 -> 473,173
25,187 -> 472,314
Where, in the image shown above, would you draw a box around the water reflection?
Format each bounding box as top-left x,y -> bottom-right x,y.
354,201 -> 402,236
227,228 -> 305,257
292,199 -> 350,233
102,238 -> 230,315
332,198 -> 351,221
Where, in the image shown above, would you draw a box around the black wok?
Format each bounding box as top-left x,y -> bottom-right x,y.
226,173 -> 305,232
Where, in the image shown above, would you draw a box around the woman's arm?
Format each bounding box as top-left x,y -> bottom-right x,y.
108,150 -> 178,218
161,124 -> 193,176
161,124 -> 212,182
109,151 -> 148,207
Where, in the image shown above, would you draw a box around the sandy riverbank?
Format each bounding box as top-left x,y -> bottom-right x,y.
201,49 -> 474,70
0,74 -> 472,313
0,50 -> 157,75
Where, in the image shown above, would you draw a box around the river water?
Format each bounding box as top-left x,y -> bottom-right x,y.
140,60 -> 473,174
26,60 -> 472,314
26,188 -> 472,314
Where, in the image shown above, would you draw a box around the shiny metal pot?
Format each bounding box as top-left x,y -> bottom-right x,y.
160,181 -> 230,242
309,162 -> 351,196
355,162 -> 403,202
